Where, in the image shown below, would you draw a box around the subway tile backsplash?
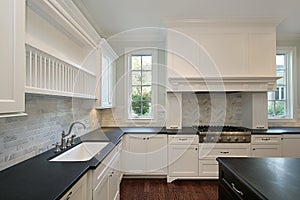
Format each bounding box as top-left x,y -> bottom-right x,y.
0,94 -> 101,171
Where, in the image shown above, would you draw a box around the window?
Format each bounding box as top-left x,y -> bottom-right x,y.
128,53 -> 153,118
268,48 -> 295,119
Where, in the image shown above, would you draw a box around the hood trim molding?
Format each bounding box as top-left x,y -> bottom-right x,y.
168,76 -> 280,92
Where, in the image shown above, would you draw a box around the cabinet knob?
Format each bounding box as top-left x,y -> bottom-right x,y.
147,138 -> 149,140
195,148 -> 198,151
143,138 -> 146,140
253,148 -> 256,150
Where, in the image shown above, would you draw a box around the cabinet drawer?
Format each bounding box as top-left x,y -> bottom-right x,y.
199,144 -> 250,158
219,166 -> 266,200
168,135 -> 198,145
199,159 -> 218,178
251,135 -> 281,144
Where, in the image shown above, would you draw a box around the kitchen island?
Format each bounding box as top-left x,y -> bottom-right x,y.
217,157 -> 300,200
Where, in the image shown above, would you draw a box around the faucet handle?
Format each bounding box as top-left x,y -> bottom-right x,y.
61,131 -> 66,138
71,134 -> 76,145
53,142 -> 61,153
66,138 -> 71,147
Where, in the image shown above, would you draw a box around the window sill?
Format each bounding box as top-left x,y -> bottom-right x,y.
128,118 -> 154,121
268,118 -> 296,122
268,118 -> 298,127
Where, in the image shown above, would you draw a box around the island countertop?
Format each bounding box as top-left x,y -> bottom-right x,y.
217,157 -> 300,200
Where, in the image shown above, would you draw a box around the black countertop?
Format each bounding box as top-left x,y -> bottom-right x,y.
0,126 -> 198,200
1,126 -> 299,200
0,127 -> 124,200
217,157 -> 300,200
252,127 -> 300,134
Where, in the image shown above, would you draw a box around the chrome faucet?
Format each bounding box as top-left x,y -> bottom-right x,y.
66,121 -> 86,137
59,122 -> 86,149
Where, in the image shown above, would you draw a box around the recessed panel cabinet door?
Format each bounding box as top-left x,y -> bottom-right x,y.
0,0 -> 25,114
123,134 -> 147,173
147,135 -> 168,174
93,173 -> 109,200
282,135 -> 300,157
168,144 -> 199,177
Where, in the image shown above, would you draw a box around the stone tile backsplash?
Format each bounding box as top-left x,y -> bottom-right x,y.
182,92 -> 242,126
0,94 -> 101,171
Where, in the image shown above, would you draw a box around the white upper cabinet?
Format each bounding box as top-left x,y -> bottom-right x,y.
241,92 -> 268,129
96,39 -> 117,109
0,0 -> 25,116
25,0 -> 101,99
166,92 -> 182,130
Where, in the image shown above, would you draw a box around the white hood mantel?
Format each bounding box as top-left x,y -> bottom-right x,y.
168,76 -> 280,92
166,17 -> 281,93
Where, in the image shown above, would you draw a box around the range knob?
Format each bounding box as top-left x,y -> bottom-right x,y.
234,137 -> 238,142
226,136 -> 231,141
242,137 -> 246,142
210,137 -> 215,142
203,136 -> 207,141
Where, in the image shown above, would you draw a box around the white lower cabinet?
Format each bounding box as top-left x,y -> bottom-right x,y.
198,143 -> 250,179
251,145 -> 282,157
92,142 -> 122,200
167,135 -> 199,182
60,173 -> 88,200
93,168 -> 109,200
199,159 -> 218,178
282,135 -> 300,157
122,134 -> 167,175
251,135 -> 282,157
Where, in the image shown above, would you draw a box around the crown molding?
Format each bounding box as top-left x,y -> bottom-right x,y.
107,28 -> 167,42
27,0 -> 101,48
71,0 -> 107,38
165,17 -> 283,28
277,33 -> 300,41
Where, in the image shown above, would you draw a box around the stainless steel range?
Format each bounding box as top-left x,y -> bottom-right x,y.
197,126 -> 251,143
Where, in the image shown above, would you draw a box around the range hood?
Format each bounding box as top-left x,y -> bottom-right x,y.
166,17 -> 281,92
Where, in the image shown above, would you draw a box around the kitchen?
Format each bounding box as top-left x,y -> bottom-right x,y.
1,0 -> 300,199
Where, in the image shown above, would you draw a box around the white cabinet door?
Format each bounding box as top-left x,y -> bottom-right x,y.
242,93 -> 268,129
101,55 -> 110,107
251,145 -> 282,157
109,153 -> 120,200
199,159 -> 219,178
123,134 -> 167,175
61,174 -> 88,200
93,172 -> 109,200
168,144 -> 198,177
123,134 -> 147,174
147,135 -> 168,174
166,93 -> 182,129
282,135 -> 300,157
99,40 -> 117,108
0,0 -> 25,114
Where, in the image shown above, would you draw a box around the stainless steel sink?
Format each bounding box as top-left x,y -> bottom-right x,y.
50,142 -> 109,162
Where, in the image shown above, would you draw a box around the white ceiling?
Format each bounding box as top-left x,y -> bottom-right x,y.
74,0 -> 300,39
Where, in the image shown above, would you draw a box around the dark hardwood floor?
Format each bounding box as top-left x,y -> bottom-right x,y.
120,179 -> 218,200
